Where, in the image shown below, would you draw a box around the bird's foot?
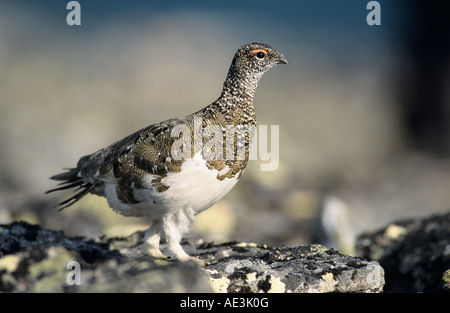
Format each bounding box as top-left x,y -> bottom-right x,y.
141,242 -> 168,260
166,244 -> 206,266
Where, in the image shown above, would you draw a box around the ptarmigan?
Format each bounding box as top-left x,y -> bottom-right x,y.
47,43 -> 287,262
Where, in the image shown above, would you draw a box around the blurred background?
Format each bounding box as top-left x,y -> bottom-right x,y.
1,0 -> 449,255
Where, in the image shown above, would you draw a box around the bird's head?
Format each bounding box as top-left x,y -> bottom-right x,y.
220,42 -> 287,103
231,43 -> 288,77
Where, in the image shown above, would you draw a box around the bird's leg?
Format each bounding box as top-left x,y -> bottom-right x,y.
161,213 -> 200,263
141,219 -> 167,259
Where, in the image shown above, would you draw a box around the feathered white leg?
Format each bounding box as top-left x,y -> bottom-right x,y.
161,209 -> 205,264
141,219 -> 166,259
161,213 -> 191,261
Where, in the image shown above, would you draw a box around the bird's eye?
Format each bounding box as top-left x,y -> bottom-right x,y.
256,51 -> 266,59
252,49 -> 267,60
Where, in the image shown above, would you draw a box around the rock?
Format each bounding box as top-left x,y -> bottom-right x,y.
192,242 -> 384,293
0,221 -> 384,293
0,221 -> 211,292
356,212 -> 450,293
443,269 -> 450,291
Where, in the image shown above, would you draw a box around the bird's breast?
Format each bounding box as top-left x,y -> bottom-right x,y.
139,151 -> 241,214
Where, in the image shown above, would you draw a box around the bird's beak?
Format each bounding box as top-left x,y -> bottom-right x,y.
276,56 -> 288,64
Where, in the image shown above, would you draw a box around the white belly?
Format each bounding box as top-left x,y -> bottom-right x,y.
104,151 -> 240,218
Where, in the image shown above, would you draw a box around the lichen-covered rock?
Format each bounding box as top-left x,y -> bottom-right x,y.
442,269 -> 450,291
0,221 -> 211,292
189,242 -> 384,293
356,212 -> 450,293
1,221 -> 384,293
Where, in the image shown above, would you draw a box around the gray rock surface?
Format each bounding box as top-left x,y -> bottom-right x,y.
356,212 -> 450,293
0,221 -> 384,292
192,242 -> 384,293
0,221 -> 211,292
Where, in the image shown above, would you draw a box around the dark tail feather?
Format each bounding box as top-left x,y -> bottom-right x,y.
49,168 -> 79,181
45,180 -> 85,194
55,182 -> 97,211
46,168 -> 96,211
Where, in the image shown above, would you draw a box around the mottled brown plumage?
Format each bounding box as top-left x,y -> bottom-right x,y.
47,43 -> 287,261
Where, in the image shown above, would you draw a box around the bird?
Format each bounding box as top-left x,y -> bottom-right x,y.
46,42 -> 287,262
